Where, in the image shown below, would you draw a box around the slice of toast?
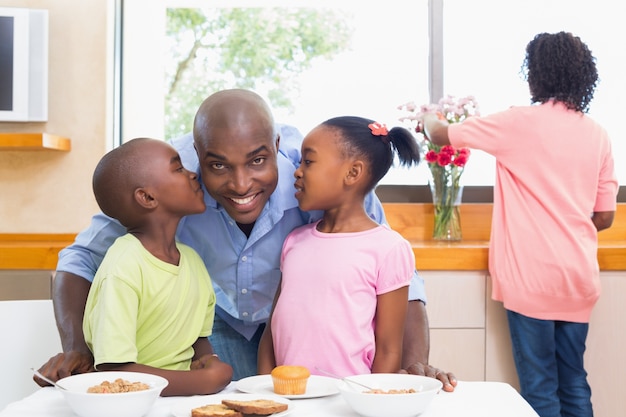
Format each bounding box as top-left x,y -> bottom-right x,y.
220,399 -> 288,415
191,403 -> 243,417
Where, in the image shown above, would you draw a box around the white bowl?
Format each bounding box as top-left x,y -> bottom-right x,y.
337,373 -> 442,417
56,371 -> 168,417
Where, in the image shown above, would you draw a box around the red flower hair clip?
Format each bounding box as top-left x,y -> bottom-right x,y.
368,122 -> 388,136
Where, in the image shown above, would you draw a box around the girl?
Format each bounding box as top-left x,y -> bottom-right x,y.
420,32 -> 618,417
258,116 -> 421,376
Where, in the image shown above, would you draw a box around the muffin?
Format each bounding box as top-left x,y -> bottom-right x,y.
270,365 -> 311,395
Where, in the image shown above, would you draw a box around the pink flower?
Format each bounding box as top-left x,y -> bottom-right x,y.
397,94 -> 478,190
397,101 -> 417,112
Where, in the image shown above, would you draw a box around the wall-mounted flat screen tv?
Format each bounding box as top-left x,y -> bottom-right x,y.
0,7 -> 48,122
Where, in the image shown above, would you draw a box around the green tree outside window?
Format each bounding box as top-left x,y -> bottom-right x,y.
165,7 -> 353,139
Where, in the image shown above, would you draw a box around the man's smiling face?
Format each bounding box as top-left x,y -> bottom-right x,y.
193,90 -> 279,227
196,125 -> 279,226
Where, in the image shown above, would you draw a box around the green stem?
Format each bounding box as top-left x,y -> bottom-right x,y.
430,164 -> 462,240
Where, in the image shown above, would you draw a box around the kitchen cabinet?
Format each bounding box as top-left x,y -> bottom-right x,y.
0,270 -> 53,300
584,271 -> 626,416
422,271 -> 488,382
420,270 -> 626,417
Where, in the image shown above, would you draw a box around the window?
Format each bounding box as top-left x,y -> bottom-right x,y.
121,0 -> 625,186
121,0 -> 429,183
442,0 -> 625,185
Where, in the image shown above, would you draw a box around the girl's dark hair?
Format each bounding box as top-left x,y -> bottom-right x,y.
522,31 -> 598,113
321,116 -> 420,192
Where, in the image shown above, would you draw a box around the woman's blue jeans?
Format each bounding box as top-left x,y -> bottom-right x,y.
506,310 -> 593,417
208,315 -> 265,381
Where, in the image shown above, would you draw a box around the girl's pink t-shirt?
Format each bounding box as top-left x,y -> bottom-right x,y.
271,222 -> 414,376
449,101 -> 617,322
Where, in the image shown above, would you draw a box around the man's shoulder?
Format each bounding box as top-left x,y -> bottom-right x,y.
167,131 -> 194,148
276,123 -> 303,164
167,132 -> 199,172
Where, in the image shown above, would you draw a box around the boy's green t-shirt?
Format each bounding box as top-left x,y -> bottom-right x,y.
83,233 -> 215,370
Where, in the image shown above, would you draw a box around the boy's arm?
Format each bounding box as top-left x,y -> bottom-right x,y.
191,337 -> 215,361
190,337 -> 219,370
371,287 -> 409,373
98,360 -> 233,397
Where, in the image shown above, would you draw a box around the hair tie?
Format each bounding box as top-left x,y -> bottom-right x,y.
368,122 -> 390,144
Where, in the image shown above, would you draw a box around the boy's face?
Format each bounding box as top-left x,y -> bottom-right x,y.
195,122 -> 279,226
293,126 -> 352,212
144,141 -> 206,216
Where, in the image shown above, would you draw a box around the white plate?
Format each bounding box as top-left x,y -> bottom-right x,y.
171,393 -> 292,417
236,375 -> 340,399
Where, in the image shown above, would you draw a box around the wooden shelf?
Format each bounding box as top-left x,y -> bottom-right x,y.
384,203 -> 626,271
0,234 -> 76,269
0,133 -> 71,151
1,204 -> 624,271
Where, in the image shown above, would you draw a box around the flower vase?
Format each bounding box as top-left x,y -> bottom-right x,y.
429,182 -> 463,241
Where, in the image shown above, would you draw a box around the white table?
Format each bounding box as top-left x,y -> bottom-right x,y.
0,380 -> 539,417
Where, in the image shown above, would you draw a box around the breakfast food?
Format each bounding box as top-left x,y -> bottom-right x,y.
364,388 -> 418,394
191,404 -> 243,417
86,378 -> 150,393
190,399 -> 288,417
221,399 -> 288,415
270,365 -> 310,395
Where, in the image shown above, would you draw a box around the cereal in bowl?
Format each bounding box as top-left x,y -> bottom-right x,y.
87,378 -> 150,393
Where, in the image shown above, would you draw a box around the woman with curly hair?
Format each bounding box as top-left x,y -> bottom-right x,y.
419,32 -> 618,417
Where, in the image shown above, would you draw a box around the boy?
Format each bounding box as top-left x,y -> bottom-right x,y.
83,138 -> 232,396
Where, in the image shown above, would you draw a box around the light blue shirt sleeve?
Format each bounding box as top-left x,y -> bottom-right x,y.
56,213 -> 127,282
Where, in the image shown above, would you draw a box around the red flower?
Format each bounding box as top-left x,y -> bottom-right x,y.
440,145 -> 456,156
425,150 -> 438,163
437,152 -> 452,166
458,148 -> 471,157
453,153 -> 469,167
